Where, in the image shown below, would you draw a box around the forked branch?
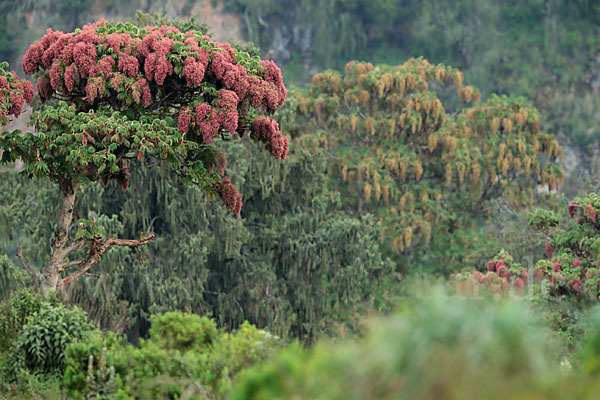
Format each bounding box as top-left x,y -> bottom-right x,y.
57,234 -> 155,288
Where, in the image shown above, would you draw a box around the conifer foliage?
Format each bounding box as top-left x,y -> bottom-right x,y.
0,20 -> 288,293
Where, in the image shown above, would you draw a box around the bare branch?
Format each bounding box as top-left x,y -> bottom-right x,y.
58,234 -> 155,288
17,247 -> 39,290
57,258 -> 85,272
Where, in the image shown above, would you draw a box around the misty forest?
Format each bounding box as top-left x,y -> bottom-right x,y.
1,0 -> 600,398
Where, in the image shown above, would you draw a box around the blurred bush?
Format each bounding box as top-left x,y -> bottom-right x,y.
233,289 -> 600,399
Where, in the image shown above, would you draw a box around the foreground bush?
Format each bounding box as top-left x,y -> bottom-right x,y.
0,291 -> 92,397
233,290 -> 600,399
63,312 -> 281,399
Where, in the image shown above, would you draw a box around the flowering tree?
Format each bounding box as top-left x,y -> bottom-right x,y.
291,59 -> 563,268
0,20 -> 288,294
459,194 -> 600,301
530,195 -> 600,300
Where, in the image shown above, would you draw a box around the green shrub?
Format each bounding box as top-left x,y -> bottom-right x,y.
63,330 -> 122,400
577,307 -> 600,375
148,312 -> 218,352
233,289 -> 600,399
63,312 -> 281,399
0,368 -> 63,400
0,290 -> 59,354
6,301 -> 93,376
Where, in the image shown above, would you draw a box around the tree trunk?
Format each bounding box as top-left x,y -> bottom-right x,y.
40,180 -> 79,294
30,179 -> 155,295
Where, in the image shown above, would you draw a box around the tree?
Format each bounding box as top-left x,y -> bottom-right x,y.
530,194 -> 600,300
0,20 -> 288,294
290,59 -> 563,271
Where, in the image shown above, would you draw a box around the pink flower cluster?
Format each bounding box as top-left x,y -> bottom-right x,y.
535,255 -> 596,298
182,56 -> 206,87
210,44 -> 285,113
178,90 -> 241,143
178,107 -> 192,135
64,64 -> 79,92
217,177 -> 242,216
0,70 -> 34,120
194,103 -> 219,144
22,20 -> 287,118
218,89 -> 239,133
568,200 -> 578,218
260,60 -> 287,108
251,117 -> 289,161
461,254 -> 528,296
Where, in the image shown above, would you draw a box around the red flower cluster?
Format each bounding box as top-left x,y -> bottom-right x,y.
216,177 -> 242,216
260,60 -> 287,108
251,117 -> 289,160
0,69 -> 34,122
182,57 -> 205,87
22,20 -> 286,118
118,54 -> 139,78
460,252 -> 528,296
178,107 -> 192,135
194,103 -> 219,144
568,200 -> 578,218
535,256 -> 598,298
218,89 -> 239,134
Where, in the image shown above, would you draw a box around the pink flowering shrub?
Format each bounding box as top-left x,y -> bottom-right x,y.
457,249 -> 529,296
15,20 -> 288,215
530,193 -> 600,300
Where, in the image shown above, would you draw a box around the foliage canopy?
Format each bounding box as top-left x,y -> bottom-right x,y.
291,59 -> 563,268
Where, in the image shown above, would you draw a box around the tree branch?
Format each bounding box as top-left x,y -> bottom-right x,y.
17,247 -> 39,290
57,258 -> 85,272
57,234 -> 155,288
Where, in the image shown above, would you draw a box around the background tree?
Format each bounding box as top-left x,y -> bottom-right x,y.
289,59 -> 564,271
0,19 -> 288,294
531,194 -> 600,300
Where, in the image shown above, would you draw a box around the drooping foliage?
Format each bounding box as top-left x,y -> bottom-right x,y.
290,59 -> 563,269
0,139 -> 396,342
